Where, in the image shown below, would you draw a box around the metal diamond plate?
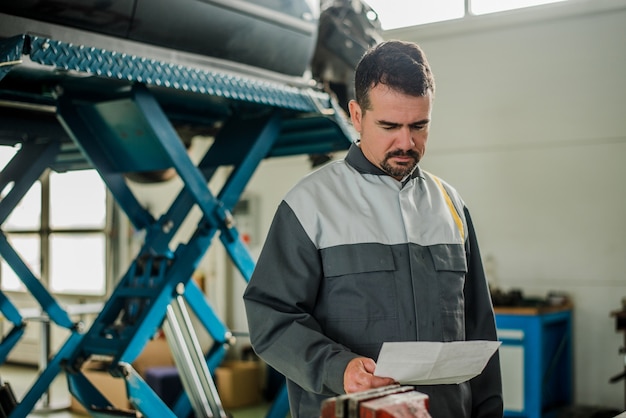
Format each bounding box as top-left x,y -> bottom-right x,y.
0,35 -> 26,80
26,36 -> 330,112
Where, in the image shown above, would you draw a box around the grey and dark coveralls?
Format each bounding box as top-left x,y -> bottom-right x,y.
243,143 -> 503,418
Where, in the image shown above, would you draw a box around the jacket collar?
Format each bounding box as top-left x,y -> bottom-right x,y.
345,142 -> 424,182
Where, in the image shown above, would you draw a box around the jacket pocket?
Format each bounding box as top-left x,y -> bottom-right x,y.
318,243 -> 398,356
321,243 -> 396,277
428,244 -> 467,341
429,244 -> 467,273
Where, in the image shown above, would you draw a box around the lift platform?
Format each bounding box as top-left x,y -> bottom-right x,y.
0,26 -> 355,417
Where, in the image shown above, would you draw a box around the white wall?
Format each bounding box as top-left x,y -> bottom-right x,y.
384,0 -> 626,408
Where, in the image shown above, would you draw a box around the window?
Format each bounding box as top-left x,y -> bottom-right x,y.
366,0 -> 570,30
48,170 -> 107,295
471,0 -> 568,15
368,0 -> 464,30
0,145 -> 108,295
1,234 -> 40,292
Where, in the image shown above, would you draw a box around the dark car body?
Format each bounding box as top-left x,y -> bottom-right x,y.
0,0 -> 382,90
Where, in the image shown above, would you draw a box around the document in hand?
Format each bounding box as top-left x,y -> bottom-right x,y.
374,340 -> 501,385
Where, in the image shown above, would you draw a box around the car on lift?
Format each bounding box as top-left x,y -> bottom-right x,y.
0,0 -> 383,109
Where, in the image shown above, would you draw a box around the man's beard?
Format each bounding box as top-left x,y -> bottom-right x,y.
380,149 -> 420,179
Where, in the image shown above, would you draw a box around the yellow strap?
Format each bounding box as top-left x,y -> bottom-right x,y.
432,175 -> 465,242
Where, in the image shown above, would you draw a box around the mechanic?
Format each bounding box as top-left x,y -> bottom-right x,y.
243,40 -> 503,418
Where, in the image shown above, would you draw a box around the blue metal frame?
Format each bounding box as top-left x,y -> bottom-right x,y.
25,36 -> 323,112
0,139 -> 78,363
0,292 -> 24,364
57,83 -> 284,417
0,30 -> 353,417
0,119 -> 89,417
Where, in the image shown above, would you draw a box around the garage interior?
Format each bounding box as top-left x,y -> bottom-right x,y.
1,0 -> 625,417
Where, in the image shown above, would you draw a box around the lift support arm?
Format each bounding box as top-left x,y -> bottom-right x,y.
0,31 -> 354,418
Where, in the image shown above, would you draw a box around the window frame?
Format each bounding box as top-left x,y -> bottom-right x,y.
0,152 -> 112,297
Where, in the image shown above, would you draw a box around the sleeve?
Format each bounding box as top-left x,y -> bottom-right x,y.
243,201 -> 358,396
463,207 -> 504,418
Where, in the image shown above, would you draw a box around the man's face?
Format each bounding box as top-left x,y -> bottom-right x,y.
349,84 -> 432,180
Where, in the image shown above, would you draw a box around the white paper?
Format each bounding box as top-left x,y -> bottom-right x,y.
374,340 -> 501,385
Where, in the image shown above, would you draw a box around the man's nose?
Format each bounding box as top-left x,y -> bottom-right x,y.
396,126 -> 415,149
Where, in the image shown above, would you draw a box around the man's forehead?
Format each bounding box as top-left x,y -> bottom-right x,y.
366,90 -> 432,118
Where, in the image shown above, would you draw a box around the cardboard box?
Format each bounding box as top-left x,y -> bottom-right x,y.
215,360 -> 263,409
70,337 -> 175,415
132,336 -> 175,377
69,361 -> 133,415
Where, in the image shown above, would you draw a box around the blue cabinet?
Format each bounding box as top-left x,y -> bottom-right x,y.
495,306 -> 573,417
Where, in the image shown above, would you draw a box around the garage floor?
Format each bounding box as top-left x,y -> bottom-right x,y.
4,363 -> 620,418
0,363 -> 272,417
556,405 -> 623,418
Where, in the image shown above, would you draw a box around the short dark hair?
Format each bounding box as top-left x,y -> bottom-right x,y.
354,40 -> 435,111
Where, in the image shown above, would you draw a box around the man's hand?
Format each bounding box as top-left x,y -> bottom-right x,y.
343,357 -> 397,393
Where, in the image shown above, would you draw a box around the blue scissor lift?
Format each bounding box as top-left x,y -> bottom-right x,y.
0,33 -> 354,417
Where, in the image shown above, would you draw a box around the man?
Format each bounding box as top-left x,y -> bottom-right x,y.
243,40 -> 503,417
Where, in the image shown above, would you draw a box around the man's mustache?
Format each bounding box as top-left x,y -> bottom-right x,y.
386,149 -> 420,159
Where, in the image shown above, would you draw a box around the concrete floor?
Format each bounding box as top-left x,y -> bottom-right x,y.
0,363 -> 272,417
2,362 -> 622,418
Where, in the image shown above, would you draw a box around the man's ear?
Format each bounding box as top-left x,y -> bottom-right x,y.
348,100 -> 362,133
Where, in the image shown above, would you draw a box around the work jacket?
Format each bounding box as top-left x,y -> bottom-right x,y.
243,143 -> 503,418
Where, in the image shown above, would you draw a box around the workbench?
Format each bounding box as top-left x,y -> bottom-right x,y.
495,304 -> 573,418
